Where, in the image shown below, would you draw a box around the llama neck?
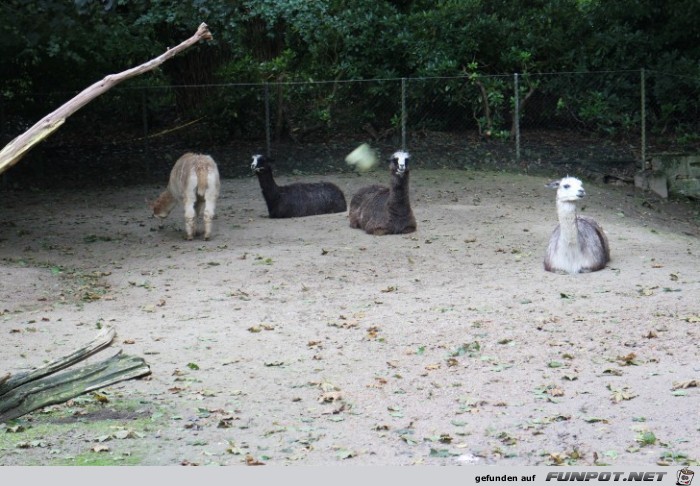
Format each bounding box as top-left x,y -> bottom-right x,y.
389,171 -> 410,205
256,169 -> 279,199
153,190 -> 178,216
556,200 -> 579,246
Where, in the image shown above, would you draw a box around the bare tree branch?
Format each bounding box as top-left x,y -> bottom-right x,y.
0,22 -> 213,176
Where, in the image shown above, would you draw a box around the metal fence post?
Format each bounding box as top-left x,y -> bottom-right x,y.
514,73 -> 520,163
640,68 -> 646,169
401,78 -> 407,151
264,83 -> 271,157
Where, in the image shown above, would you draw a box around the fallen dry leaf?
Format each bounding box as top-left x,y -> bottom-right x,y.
638,287 -> 656,296
319,391 -> 344,403
671,380 -> 699,390
366,326 -> 380,339
608,385 -> 637,403
616,352 -> 639,366
548,387 -> 565,397
113,429 -> 140,439
367,377 -> 388,389
218,416 -> 239,428
321,402 -> 347,415
245,454 -> 265,466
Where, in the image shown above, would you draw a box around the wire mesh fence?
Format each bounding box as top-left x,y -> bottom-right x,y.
1,69 -> 699,188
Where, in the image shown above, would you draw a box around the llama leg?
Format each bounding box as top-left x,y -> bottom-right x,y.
184,200 -> 196,240
195,199 -> 204,237
202,198 -> 216,240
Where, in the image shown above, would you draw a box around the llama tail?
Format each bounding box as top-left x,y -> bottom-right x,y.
195,163 -> 209,197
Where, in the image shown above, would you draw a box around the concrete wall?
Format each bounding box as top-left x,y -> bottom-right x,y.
635,154 -> 700,199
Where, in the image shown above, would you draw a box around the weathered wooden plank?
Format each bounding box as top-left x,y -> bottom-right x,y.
0,327 -> 116,396
0,351 -> 150,422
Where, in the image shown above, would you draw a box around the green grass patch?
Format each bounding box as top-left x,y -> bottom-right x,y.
0,396 -> 166,466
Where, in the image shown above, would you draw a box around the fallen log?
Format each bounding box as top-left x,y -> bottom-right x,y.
0,328 -> 151,422
0,22 -> 213,176
0,327 -> 116,396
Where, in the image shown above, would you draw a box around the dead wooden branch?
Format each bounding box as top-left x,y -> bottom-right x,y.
0,328 -> 151,422
0,22 -> 213,176
0,327 -> 116,396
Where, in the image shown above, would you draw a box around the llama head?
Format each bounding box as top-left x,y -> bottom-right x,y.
390,151 -> 410,176
546,176 -> 585,203
251,154 -> 270,172
148,194 -> 175,219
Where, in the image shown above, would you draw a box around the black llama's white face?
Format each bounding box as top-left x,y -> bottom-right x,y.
391,151 -> 410,175
251,154 -> 266,172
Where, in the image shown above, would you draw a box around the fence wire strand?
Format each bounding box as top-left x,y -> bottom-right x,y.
2,69 -> 699,188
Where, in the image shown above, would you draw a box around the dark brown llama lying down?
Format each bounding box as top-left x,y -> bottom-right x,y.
150,152 -> 220,240
544,176 -> 610,274
349,150 -> 416,235
250,154 -> 347,218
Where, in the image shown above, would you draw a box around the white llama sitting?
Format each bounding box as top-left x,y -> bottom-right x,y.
150,152 -> 220,240
544,176 -> 610,274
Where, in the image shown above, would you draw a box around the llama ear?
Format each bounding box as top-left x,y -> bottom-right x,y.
545,180 -> 560,189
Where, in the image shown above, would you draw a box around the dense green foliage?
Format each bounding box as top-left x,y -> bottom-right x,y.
1,0 -> 698,141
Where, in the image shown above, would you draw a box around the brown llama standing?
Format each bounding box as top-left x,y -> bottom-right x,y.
150,152 -> 220,240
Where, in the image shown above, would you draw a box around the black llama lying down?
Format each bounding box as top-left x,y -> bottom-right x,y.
349,150 -> 417,235
251,154 -> 347,218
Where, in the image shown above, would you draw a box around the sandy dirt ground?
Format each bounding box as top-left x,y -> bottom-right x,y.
0,168 -> 698,466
